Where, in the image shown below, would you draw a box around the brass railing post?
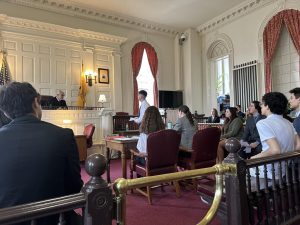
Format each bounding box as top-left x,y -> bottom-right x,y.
223,138 -> 249,225
82,154 -> 113,225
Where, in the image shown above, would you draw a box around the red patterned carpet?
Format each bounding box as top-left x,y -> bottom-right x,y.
81,159 -> 221,225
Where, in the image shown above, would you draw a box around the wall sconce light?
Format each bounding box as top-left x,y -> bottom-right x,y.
98,94 -> 107,107
85,70 -> 97,87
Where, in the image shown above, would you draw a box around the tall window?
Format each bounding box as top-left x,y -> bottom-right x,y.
136,49 -> 154,106
216,56 -> 230,96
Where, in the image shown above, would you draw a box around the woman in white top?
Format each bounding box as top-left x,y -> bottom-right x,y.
135,106 -> 165,165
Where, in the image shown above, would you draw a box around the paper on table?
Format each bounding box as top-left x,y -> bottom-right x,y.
114,136 -> 139,141
129,118 -> 135,121
114,137 -> 133,141
240,140 -> 249,147
245,146 -> 252,153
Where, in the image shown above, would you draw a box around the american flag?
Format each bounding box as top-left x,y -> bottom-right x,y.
0,56 -> 11,86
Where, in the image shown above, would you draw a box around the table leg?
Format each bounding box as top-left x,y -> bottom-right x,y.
106,147 -> 111,183
121,150 -> 127,179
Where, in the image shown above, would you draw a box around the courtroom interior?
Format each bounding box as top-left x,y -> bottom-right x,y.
0,0 -> 300,225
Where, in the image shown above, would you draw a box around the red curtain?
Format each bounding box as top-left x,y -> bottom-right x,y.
263,9 -> 300,93
131,42 -> 145,115
131,42 -> 159,114
145,45 -> 159,108
284,10 -> 300,74
263,11 -> 284,93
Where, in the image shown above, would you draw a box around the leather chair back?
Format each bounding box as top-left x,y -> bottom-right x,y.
146,130 -> 181,171
84,124 -> 95,148
192,127 -> 221,167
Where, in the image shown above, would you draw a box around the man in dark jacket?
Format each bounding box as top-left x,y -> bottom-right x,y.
289,88 -> 300,136
0,110 -> 10,128
239,101 -> 265,159
49,90 -> 68,109
0,82 -> 83,224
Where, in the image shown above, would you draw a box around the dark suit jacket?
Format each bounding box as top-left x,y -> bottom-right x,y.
49,97 -> 68,109
0,115 -> 83,224
242,114 -> 265,147
293,115 -> 300,137
0,111 -> 11,128
207,116 -> 220,123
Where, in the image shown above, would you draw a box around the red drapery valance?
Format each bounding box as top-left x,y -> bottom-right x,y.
263,9 -> 300,93
131,42 -> 158,115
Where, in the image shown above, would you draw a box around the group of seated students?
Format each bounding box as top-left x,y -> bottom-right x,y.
133,102 -> 197,165
133,88 -> 300,170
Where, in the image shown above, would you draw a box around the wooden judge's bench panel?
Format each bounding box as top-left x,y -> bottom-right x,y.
42,109 -> 113,159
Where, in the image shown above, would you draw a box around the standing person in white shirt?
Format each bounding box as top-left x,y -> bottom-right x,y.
133,90 -> 150,124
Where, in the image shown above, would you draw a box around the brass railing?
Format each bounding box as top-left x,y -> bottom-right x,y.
113,163 -> 236,225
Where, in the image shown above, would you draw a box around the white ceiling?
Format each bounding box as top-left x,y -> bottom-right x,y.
63,0 -> 249,29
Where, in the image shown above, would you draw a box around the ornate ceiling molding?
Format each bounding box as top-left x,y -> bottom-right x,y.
4,0 -> 179,36
0,14 -> 127,45
197,0 -> 275,34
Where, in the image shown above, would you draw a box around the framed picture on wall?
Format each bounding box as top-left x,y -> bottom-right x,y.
98,68 -> 109,84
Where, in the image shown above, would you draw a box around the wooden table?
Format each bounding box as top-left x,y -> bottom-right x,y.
114,130 -> 140,137
105,138 -> 138,183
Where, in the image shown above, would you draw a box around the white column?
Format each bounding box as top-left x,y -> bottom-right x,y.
112,51 -> 123,112
83,48 -> 96,107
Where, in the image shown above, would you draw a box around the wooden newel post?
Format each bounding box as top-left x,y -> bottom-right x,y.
223,138 -> 249,225
82,154 -> 113,225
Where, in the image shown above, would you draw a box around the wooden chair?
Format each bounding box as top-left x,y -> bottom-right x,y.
130,130 -> 181,204
84,124 -> 95,148
178,127 -> 221,189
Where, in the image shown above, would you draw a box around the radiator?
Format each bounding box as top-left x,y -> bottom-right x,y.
233,60 -> 258,112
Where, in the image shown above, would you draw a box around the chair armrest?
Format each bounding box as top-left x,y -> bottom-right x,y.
179,146 -> 194,153
130,148 -> 147,157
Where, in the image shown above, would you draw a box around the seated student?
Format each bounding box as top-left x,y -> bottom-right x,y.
289,87 -> 300,136
239,101 -> 265,159
173,105 -> 197,149
49,90 -> 68,109
135,106 -> 165,165
250,92 -> 300,186
216,107 -> 244,163
0,82 -> 82,225
207,108 -> 220,123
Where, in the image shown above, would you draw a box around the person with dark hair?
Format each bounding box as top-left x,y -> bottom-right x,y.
216,107 -> 244,163
289,87 -> 300,136
239,101 -> 265,159
207,108 -> 220,123
0,82 -> 83,224
49,90 -> 68,109
133,90 -> 150,124
236,104 -> 245,119
173,105 -> 197,149
0,110 -> 11,128
250,92 -> 300,181
252,92 -> 300,159
135,106 -> 165,165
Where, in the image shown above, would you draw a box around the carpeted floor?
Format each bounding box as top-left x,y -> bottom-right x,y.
80,159 -> 221,225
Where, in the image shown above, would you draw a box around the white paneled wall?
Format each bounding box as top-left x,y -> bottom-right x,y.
272,26 -> 300,96
0,15 -> 126,109
3,34 -> 83,105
